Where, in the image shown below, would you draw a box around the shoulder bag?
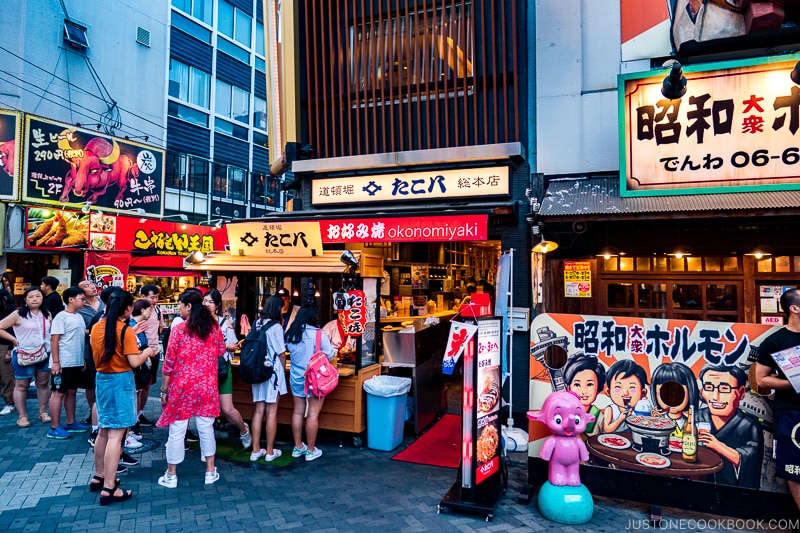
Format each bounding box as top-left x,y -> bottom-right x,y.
129,325 -> 152,389
17,313 -> 48,367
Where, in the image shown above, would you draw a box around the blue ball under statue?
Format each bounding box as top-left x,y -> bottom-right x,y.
527,390 -> 595,525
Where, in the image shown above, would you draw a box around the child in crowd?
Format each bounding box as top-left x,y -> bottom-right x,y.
602,359 -> 652,433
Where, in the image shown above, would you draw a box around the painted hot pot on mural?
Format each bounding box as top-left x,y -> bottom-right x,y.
627,415 -> 676,456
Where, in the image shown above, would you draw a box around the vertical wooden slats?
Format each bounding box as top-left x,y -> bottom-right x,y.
304,0 -> 521,158
510,0 -> 518,141
422,1 -> 431,149
344,0 -> 354,152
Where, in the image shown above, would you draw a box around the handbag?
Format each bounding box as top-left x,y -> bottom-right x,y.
218,356 -> 229,383
17,313 -> 48,367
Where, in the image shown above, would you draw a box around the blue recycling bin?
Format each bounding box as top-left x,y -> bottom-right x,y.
363,376 -> 412,451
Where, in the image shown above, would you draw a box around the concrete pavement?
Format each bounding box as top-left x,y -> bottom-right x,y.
0,385 -> 792,532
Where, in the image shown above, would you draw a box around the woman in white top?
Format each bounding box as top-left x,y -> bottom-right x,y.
0,286 -> 52,428
202,289 -> 252,449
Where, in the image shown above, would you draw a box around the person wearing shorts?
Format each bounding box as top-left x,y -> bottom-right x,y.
48,287 -> 91,439
756,288 -> 800,511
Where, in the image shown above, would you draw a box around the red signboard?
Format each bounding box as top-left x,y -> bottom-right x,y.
84,251 -> 130,291
319,214 -> 487,243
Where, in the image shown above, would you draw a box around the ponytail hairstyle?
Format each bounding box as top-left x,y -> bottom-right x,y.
180,289 -> 215,341
103,289 -> 133,363
285,303 -> 318,345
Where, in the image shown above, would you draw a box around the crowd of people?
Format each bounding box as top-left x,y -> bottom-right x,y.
0,279 -> 338,506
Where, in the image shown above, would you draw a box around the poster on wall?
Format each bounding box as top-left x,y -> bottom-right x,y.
564,261 -> 591,298
46,269 -> 71,291
528,313 -> 784,494
0,110 -> 21,200
83,251 -> 130,291
22,116 -> 164,215
25,207 -> 89,250
411,264 -> 429,289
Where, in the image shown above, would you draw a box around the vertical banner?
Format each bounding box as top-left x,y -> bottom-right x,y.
83,251 -> 131,291
474,318 -> 502,485
442,321 -> 478,375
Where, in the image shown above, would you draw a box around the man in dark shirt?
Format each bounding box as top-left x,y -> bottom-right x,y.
755,288 -> 800,511
40,276 -> 64,318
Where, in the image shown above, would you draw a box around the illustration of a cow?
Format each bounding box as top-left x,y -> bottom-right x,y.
0,139 -> 15,177
58,133 -> 137,204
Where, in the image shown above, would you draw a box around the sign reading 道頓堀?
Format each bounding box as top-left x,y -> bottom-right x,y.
620,54 -> 800,196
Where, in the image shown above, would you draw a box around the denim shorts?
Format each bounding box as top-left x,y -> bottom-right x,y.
10,349 -> 50,379
95,371 -> 136,429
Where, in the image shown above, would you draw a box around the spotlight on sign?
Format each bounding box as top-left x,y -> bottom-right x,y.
661,61 -> 687,100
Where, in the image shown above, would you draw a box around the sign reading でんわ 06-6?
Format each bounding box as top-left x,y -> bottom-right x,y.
22,115 -> 164,215
620,53 -> 800,196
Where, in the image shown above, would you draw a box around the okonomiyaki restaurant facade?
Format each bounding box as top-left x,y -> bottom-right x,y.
527,55 -> 800,517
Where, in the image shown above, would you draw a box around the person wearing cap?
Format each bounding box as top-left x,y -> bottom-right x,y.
275,288 -> 299,331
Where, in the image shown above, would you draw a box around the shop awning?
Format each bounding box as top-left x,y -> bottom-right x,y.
538,176 -> 800,220
183,250 -> 361,274
129,268 -> 201,278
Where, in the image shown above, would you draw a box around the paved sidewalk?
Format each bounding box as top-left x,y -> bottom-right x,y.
0,387 -> 792,532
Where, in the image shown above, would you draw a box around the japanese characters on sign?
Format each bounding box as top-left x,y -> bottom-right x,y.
311,166 -> 509,205
529,313 -> 783,493
22,116 -> 165,214
84,251 -> 130,291
474,318 -> 502,485
564,260 -> 591,298
227,221 -> 323,257
0,110 -> 21,200
621,55 -> 800,195
319,214 -> 487,243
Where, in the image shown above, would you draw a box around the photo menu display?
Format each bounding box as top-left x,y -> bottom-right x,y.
474,318 -> 502,484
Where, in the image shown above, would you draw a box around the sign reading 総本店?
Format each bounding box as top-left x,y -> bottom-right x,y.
227,221 -> 323,257
311,166 -> 509,205
620,54 -> 800,196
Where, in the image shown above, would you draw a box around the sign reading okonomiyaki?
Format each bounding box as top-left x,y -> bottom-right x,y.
22,116 -> 165,215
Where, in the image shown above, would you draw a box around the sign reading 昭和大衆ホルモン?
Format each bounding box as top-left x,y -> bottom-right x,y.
620,54 -> 800,196
311,166 -> 509,205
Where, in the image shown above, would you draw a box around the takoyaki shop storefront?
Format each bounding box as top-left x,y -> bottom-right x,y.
525,312 -> 797,519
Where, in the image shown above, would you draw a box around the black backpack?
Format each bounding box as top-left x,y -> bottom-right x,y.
238,320 -> 279,384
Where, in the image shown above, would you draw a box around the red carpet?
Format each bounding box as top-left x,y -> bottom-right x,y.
392,414 -> 461,468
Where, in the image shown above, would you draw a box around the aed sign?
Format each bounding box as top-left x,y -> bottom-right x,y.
620,54 -> 800,196
311,166 -> 509,205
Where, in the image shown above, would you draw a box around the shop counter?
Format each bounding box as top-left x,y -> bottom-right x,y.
230,362 -> 381,435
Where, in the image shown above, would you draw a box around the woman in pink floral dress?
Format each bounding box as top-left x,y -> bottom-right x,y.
156,289 -> 225,488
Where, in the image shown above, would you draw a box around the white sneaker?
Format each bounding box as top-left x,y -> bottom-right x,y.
249,449 -> 266,462
292,443 -> 308,457
157,472 -> 177,489
305,447 -> 323,462
124,436 -> 143,449
0,405 -> 14,416
265,449 -> 282,462
128,432 -> 143,442
240,423 -> 252,449
204,467 -> 220,485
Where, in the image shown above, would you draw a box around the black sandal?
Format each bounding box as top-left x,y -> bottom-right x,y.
99,481 -> 133,506
89,476 -> 120,493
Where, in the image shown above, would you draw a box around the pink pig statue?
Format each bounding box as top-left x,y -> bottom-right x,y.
527,391 -> 595,487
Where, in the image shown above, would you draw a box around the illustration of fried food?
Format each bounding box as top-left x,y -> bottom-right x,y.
476,425 -> 499,463
477,374 -> 500,414
28,217 -> 55,244
42,217 -> 67,247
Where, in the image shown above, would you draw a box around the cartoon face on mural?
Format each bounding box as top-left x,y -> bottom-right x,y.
529,314 -> 777,493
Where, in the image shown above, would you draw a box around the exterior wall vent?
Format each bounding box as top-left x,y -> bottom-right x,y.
136,27 -> 151,47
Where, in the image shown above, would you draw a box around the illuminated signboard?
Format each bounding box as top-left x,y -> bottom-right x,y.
319,214 -> 487,243
22,115 -> 165,214
0,110 -> 21,200
620,54 -> 800,196
311,166 -> 509,205
227,221 -> 323,257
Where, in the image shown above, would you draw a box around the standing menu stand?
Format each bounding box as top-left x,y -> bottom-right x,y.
439,315 -> 504,521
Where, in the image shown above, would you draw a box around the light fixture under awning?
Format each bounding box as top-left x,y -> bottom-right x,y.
184,250 -> 362,274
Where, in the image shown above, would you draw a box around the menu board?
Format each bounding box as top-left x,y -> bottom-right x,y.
474,318 -> 502,484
